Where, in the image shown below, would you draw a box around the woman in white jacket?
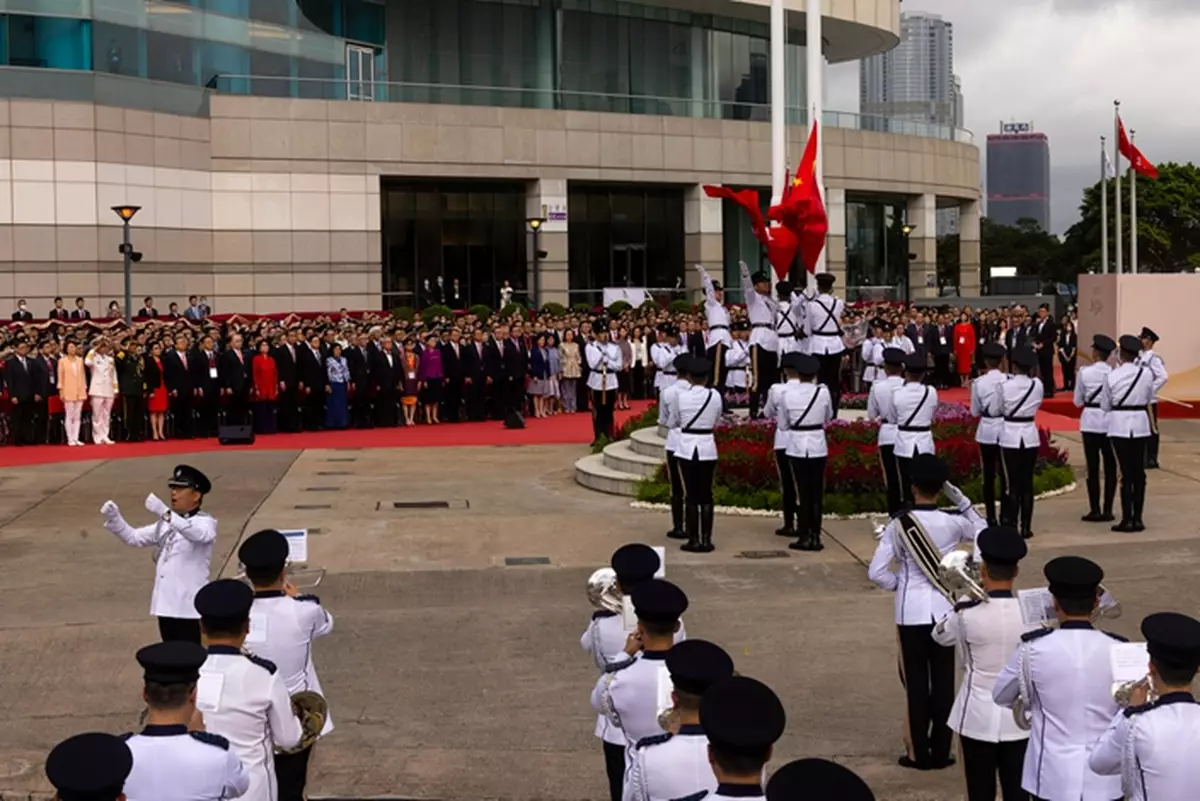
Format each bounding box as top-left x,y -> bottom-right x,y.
85,338 -> 118,445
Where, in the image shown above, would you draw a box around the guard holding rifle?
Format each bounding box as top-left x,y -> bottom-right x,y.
740,263 -> 780,417
695,265 -> 732,393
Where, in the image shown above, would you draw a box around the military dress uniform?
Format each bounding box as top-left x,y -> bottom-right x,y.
586,328 -> 623,443
666,360 -> 723,553
740,265 -> 780,417
658,356 -> 693,540
763,367 -> 800,538
889,355 -> 938,509
1089,612 -> 1200,801
866,348 -> 906,516
45,732 -> 134,801
931,527 -> 1034,801
765,758 -> 875,801
102,464 -> 217,644
971,343 -> 1010,526
999,347 -> 1044,539
724,323 -> 751,396
1074,335 -> 1117,522
651,330 -> 683,396
775,288 -> 806,357
993,556 -> 1125,801
859,324 -> 884,388
1101,336 -> 1156,532
695,266 -> 731,392
1136,327 -> 1167,469
779,354 -> 834,552
804,275 -> 846,413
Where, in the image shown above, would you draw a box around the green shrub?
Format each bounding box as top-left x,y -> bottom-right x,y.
500,303 -> 527,320
668,299 -> 694,314
391,306 -> 416,322
639,298 -> 660,313
469,304 -> 493,320
541,301 -> 568,317
422,304 -> 455,324
608,300 -> 632,316
572,302 -> 594,314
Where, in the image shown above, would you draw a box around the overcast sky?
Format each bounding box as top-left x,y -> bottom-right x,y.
826,0 -> 1200,234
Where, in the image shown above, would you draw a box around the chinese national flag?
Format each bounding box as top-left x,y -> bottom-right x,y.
786,121 -> 829,273
1117,118 -> 1159,180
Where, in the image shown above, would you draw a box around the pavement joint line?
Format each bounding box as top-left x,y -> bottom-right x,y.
294,504 -> 333,510
216,449 -> 304,577
305,487 -> 341,492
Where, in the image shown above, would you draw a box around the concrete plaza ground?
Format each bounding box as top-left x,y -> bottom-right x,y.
2,422 -> 1200,800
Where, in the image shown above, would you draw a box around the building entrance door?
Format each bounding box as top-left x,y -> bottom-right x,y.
612,244 -> 647,287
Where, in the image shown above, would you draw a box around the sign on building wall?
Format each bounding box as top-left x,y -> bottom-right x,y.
541,200 -> 568,233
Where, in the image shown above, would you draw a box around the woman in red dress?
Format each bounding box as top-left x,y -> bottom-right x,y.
251,339 -> 279,434
953,311 -> 976,387
144,341 -> 169,440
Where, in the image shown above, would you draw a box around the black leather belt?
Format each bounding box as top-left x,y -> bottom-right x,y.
1005,416 -> 1035,423
898,425 -> 931,432
982,414 -> 1002,419
1084,403 -> 1100,409
709,325 -> 729,331
682,428 -> 713,435
751,323 -> 772,329
662,370 -> 676,375
1112,405 -> 1148,412
789,424 -> 823,432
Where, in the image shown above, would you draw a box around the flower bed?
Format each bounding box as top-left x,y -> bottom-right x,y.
629,402 -> 1074,515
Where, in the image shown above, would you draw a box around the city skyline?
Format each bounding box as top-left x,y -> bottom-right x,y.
859,11 -> 961,129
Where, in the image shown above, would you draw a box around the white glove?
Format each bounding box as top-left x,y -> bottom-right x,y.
943,480 -> 970,511
145,493 -> 170,518
101,500 -> 120,519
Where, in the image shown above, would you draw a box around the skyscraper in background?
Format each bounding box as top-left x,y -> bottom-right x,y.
860,11 -> 962,128
986,123 -> 1051,231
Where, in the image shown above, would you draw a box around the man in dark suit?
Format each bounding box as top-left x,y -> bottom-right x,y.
448,278 -> 465,309
11,299 -> 32,321
70,297 -> 91,320
484,325 -> 507,420
48,297 -> 69,321
441,328 -> 465,423
370,335 -> 402,427
1031,303 -> 1058,397
346,332 -> 374,428
462,328 -> 490,422
684,321 -> 707,359
904,313 -> 930,362
163,334 -> 194,438
136,297 -> 159,319
5,340 -> 37,444
272,330 -> 301,432
33,339 -> 57,443
298,334 -> 326,430
219,332 -> 250,427
503,321 -> 530,417
930,312 -> 953,389
577,320 -> 593,413
1004,308 -> 1030,372
188,334 -> 221,437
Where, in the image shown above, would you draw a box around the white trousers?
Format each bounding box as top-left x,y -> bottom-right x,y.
90,396 -> 113,443
64,400 -> 83,444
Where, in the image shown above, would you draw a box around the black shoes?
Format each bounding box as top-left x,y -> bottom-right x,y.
788,533 -> 824,551
1147,461 -> 1160,469
1132,519 -> 1146,532
665,529 -> 688,541
1112,520 -> 1136,532
775,525 -> 795,538
1081,511 -> 1115,523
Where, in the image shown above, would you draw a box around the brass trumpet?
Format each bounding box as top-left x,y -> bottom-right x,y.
939,550 -> 988,603
235,563 -> 325,589
1112,676 -> 1155,708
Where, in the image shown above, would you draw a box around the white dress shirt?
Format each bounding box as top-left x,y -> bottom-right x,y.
586,342 -> 622,391
1101,361 -> 1156,439
1000,374 -> 1044,449
971,369 -> 1008,445
890,381 -> 939,458
724,340 -> 750,389
993,622 -> 1124,801
246,591 -> 335,736
740,265 -> 779,352
104,508 -> 217,619
696,267 -> 731,348
122,724 -> 249,801
1089,692 -> 1200,801
668,384 -> 722,461
804,293 -> 846,355
623,724 -> 715,801
867,374 -> 903,447
1073,362 -> 1112,435
1137,349 -> 1168,405
778,381 -> 833,459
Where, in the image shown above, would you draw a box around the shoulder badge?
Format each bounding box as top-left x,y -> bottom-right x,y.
954,599 -> 982,613
669,792 -> 709,801
636,733 -> 672,750
604,657 -> 636,674
592,609 -> 618,621
244,653 -> 278,674
296,594 -> 320,604
1103,631 -> 1129,643
1021,627 -> 1054,643
189,731 -> 231,750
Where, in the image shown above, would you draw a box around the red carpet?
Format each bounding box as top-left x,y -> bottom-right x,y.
938,387 -> 1078,433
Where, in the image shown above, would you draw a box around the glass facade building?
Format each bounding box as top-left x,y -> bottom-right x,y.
986,132 -> 1051,232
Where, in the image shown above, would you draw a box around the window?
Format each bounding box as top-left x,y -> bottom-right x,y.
7,14 -> 91,70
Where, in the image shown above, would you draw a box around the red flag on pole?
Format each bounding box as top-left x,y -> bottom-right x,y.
703,185 -> 800,281
1117,117 -> 1159,179
780,121 -> 828,273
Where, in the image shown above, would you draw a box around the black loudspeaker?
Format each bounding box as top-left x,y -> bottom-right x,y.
504,410 -> 526,429
218,424 -> 255,445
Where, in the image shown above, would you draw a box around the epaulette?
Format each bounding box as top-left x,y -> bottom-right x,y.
604,657 -> 635,674
296,594 -> 320,604
245,653 -> 278,674
118,732 -> 133,742
954,599 -> 982,613
636,732 -> 672,750
1103,631 -> 1129,642
669,792 -> 708,801
189,731 -> 230,750
592,609 -> 618,621
1021,627 -> 1054,642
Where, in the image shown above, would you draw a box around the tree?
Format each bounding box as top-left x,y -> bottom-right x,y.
1064,162 -> 1200,273
980,217 -> 1069,283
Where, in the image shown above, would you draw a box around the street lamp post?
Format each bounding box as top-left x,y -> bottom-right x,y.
526,217 -> 546,311
111,205 -> 142,324
900,223 -> 917,304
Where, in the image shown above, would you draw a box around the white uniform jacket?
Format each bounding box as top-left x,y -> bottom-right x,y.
104,508 -> 217,619
993,622 -> 1125,801
623,724 -> 715,801
971,369 -> 1008,446
246,591 -> 335,736
867,374 -> 903,447
762,381 -> 788,451
659,378 -> 690,455
740,265 -> 779,352
775,299 -> 804,356
1102,362 -> 1155,439
1073,362 -> 1112,435
804,293 -> 845,356
999,374 -> 1044,449
668,384 -> 722,461
199,646 -> 303,801
1089,691 -> 1200,801
586,341 -> 623,391
887,335 -> 915,356
696,267 -> 731,349
668,785 -> 765,800
777,381 -> 833,459
1136,349 -> 1168,405
651,343 -> 682,391
932,591 -> 1036,742
592,650 -> 671,748
860,337 -> 882,383
122,724 -> 249,801
724,340 -> 750,389
867,504 -> 985,625
890,381 -> 939,458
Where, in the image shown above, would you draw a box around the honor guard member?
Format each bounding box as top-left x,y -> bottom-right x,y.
993,556 -> 1125,801
194,579 -> 303,801
1101,334 -> 1155,532
667,358 -> 723,553
971,342 -> 1009,526
804,273 -> 846,414
763,354 -> 802,539
867,347 -> 907,516
587,321 -> 623,444
1074,335 -> 1118,523
1090,612 -> 1200,800
740,263 -> 780,417
999,346 -> 1044,540
122,642 -> 250,801
889,354 -> 938,509
45,733 -> 133,801
782,354 -> 834,552
583,545 -> 686,801
623,640 -> 735,801
652,326 -> 683,396
886,319 -> 916,356
1137,327 -> 1167,469
868,454 -> 986,771
592,580 -> 690,751
102,464 -> 217,644
694,265 -> 732,392
659,354 -> 693,540
683,676 -> 787,800
931,527 -> 1034,801
238,529 -> 334,801
859,318 -> 886,388
765,759 -> 875,801
774,281 -> 804,357
724,322 -> 751,400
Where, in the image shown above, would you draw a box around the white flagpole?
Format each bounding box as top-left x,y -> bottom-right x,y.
1130,130 -> 1138,274
769,0 -> 785,205
806,0 -> 825,279
1114,101 -> 1123,274
1100,136 -> 1109,274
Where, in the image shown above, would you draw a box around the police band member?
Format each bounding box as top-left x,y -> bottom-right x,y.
867,453 -> 986,771
659,354 -> 693,541
687,676 -> 787,800
45,732 -> 133,801
587,320 -> 623,445
624,640 -> 735,801
583,545 -> 686,801
1090,611 -> 1200,800
102,464 -> 217,644
1074,335 -> 1118,523
694,265 -> 732,393
238,529 -> 334,801
195,579 -> 303,801
763,356 -> 800,539
122,642 -> 249,801
724,322 -> 751,400
889,354 -> 938,510
931,526 -> 1033,801
867,347 -> 906,517
804,273 -> 846,414
971,342 -> 1009,526
1102,334 -> 1155,532
782,354 -> 833,552
667,358 -> 723,553
740,263 -> 779,417
652,327 -> 683,397
999,346 -> 1044,540
774,281 -> 804,358
765,758 -> 875,801
993,556 -> 1125,801
1137,327 -> 1167,469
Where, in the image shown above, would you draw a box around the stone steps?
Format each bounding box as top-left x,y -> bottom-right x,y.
602,439 -> 663,478
573,453 -> 643,496
630,427 -> 667,458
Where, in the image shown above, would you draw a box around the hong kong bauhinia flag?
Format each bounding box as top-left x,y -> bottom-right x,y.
1117,118 -> 1159,179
